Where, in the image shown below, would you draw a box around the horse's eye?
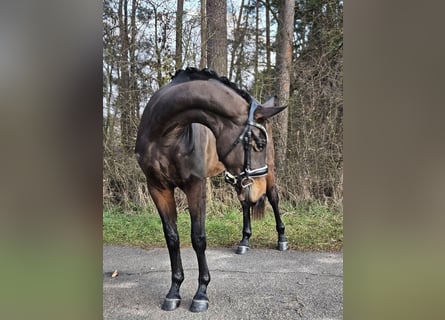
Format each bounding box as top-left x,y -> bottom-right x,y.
258,141 -> 265,150
254,139 -> 266,151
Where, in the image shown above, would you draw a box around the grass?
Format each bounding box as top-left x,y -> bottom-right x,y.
103,201 -> 343,251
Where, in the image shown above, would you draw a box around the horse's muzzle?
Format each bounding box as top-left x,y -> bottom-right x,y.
238,176 -> 267,204
224,166 -> 268,188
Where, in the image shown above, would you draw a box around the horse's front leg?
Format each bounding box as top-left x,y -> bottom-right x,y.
236,201 -> 251,254
148,186 -> 184,311
184,178 -> 210,312
267,184 -> 288,251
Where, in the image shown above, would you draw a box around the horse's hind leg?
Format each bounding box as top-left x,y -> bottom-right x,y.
267,184 -> 289,251
236,201 -> 251,254
184,177 -> 210,312
148,186 -> 184,311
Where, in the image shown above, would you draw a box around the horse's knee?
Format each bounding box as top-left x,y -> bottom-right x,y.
191,234 -> 207,251
165,231 -> 180,249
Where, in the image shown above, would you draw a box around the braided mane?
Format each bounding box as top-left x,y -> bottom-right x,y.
171,67 -> 252,103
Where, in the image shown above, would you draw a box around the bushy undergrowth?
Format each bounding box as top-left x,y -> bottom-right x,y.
103,200 -> 342,251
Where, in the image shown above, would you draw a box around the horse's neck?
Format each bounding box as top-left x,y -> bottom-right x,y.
148,80 -> 248,138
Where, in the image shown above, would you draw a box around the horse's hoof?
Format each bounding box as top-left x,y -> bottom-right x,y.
190,299 -> 208,312
236,245 -> 249,254
161,298 -> 181,311
277,241 -> 289,251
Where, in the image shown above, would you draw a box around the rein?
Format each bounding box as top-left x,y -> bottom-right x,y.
222,100 -> 269,189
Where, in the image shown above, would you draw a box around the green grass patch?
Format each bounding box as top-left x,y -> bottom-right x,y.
103,202 -> 342,251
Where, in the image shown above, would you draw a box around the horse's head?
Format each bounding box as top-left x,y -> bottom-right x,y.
222,96 -> 286,204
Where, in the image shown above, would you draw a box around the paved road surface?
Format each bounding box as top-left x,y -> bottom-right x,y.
103,246 -> 343,319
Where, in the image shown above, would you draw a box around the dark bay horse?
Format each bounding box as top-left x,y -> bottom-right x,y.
135,68 -> 287,312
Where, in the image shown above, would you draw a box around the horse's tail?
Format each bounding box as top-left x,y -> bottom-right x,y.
251,195 -> 266,220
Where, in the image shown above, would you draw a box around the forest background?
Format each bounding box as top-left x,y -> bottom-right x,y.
103,0 -> 343,216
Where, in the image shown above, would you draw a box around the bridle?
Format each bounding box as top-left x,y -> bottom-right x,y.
221,100 -> 269,190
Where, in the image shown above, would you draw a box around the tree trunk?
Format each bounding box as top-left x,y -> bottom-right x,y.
206,0 -> 227,75
254,0 -> 259,79
130,0 -> 139,138
200,0 -> 207,69
118,0 -> 133,153
265,0 -> 271,72
272,0 -> 295,187
175,0 -> 184,69
234,0 -> 252,85
228,0 -> 245,80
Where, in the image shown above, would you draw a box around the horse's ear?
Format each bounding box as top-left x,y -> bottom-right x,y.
262,96 -> 276,109
254,105 -> 287,120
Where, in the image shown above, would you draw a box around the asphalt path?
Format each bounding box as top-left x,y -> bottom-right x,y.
103,245 -> 343,319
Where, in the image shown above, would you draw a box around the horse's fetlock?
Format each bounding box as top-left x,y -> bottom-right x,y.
276,224 -> 285,234
201,273 -> 210,284
173,270 -> 184,284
